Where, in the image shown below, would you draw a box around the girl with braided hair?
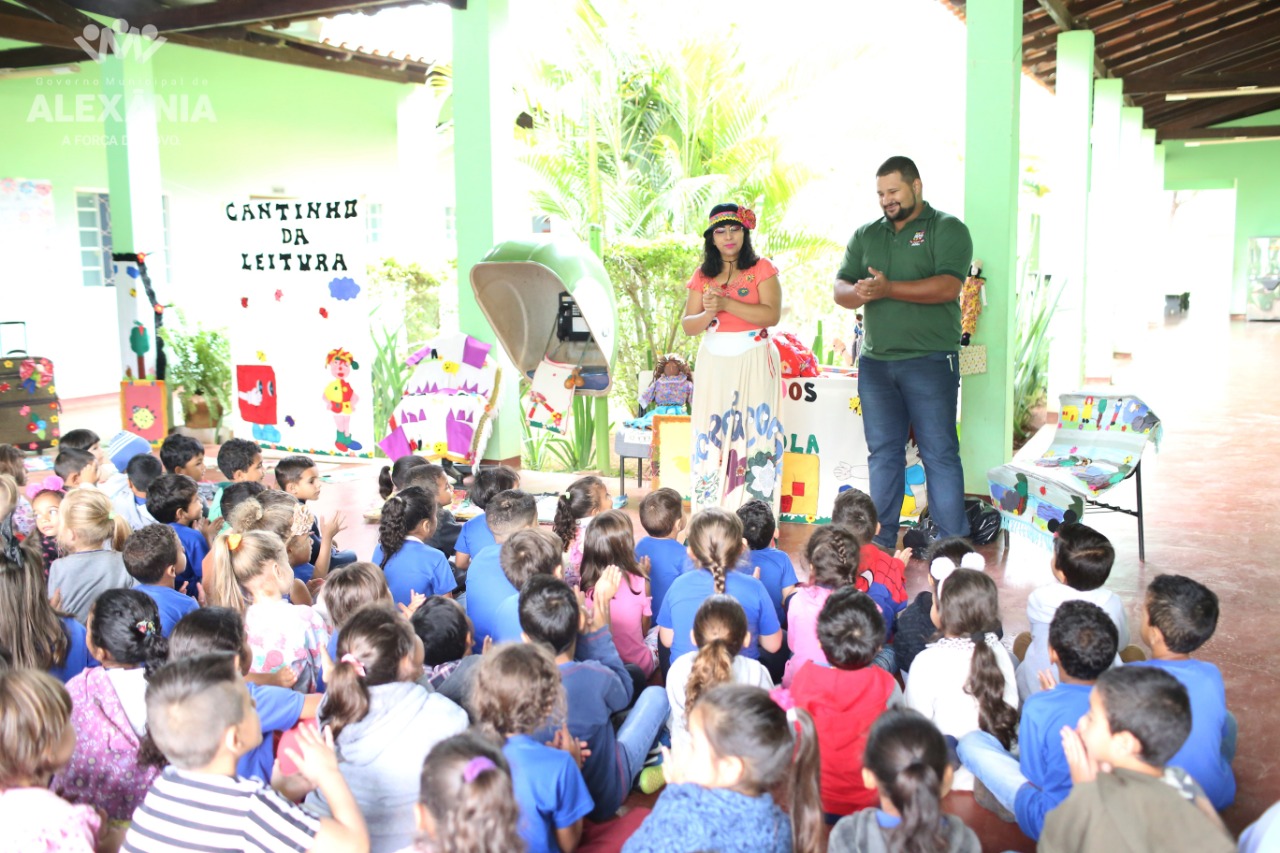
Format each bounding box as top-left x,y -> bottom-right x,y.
655,508 -> 782,668
783,524 -> 883,687
373,486 -> 455,606
665,595 -> 773,753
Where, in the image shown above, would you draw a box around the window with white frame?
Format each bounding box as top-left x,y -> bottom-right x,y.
75,191 -> 171,286
366,202 -> 383,245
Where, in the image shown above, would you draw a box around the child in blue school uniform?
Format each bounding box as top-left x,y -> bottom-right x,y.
464,490 -> 538,651
145,473 -> 210,598
1134,573 -> 1236,810
453,465 -> 520,572
473,642 -> 594,853
657,508 -> 782,664
519,574 -> 669,821
737,499 -> 798,684
635,488 -> 689,619
122,524 -> 198,637
958,599 -> 1119,840
371,486 -> 455,606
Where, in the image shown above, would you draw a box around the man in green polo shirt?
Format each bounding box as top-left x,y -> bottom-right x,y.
834,155 -> 973,550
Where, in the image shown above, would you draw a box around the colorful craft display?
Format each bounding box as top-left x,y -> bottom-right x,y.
223,197 -> 372,457
988,393 -> 1162,547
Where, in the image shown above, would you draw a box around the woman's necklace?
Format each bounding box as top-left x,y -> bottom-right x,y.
718,261 -> 737,289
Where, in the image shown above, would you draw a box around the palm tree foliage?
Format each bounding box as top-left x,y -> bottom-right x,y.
518,0 -> 836,422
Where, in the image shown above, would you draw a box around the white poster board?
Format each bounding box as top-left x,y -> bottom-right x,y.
224,198 -> 372,458
778,368 -> 926,524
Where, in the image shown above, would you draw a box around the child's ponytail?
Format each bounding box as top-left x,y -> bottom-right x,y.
378,486 -> 434,569
58,489 -> 129,553
788,707 -> 823,853
686,595 -> 748,710
418,730 -> 523,853
88,588 -> 170,678
207,530 -> 289,614
378,465 -> 394,500
687,508 -> 744,595
551,475 -> 602,551
323,604 -> 416,740
864,709 -> 952,853
380,455 -> 429,501
696,684 -> 823,853
936,568 -> 1017,749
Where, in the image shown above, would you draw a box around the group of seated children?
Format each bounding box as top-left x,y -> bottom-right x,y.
0,430 -> 1255,853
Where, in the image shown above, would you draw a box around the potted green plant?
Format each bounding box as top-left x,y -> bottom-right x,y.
158,310 -> 231,435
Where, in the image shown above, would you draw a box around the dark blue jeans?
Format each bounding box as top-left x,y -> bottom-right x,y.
859,352 -> 966,548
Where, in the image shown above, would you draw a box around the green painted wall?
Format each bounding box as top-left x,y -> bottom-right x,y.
1164,109 -> 1280,314
0,44 -> 413,397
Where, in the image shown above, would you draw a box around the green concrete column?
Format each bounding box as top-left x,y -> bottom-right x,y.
1113,106 -> 1144,355
1084,79 -> 1123,380
959,0 -> 1020,492
1046,30 -> 1094,403
100,52 -> 168,383
1139,129 -> 1162,327
452,0 -> 521,462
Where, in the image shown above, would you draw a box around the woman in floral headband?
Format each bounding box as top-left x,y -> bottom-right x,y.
681,203 -> 785,513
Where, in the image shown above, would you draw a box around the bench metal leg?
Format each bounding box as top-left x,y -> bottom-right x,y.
1136,462 -> 1145,562
619,458 -> 627,497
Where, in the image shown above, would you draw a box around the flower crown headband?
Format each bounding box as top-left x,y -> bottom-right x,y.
705,205 -> 757,234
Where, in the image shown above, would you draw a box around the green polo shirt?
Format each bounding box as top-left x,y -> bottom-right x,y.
837,202 -> 972,361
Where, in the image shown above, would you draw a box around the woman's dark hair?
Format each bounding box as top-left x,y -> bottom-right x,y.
325,604 -> 417,740
579,510 -> 645,596
685,595 -> 748,712
805,525 -> 860,589
552,475 -> 604,551
696,685 -> 822,853
863,709 -> 951,853
936,569 -> 1018,749
699,203 -> 760,278
378,455 -> 429,500
411,597 -> 471,666
0,549 -> 69,670
378,486 -> 436,570
468,465 -> 520,511
416,730 -> 523,853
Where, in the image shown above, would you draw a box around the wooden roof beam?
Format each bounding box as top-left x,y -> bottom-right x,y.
1156,93 -> 1280,132
12,0 -> 99,31
1104,3 -> 1279,67
1126,70 -> 1280,94
134,0 -> 460,33
1111,11 -> 1280,78
165,31 -> 429,84
1159,124 -> 1280,140
0,11 -> 81,48
1034,0 -> 1122,91
0,45 -> 85,69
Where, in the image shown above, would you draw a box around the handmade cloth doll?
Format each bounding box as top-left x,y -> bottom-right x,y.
627,354 -> 693,429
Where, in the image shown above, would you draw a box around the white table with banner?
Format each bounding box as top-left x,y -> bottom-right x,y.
650,366 -> 928,525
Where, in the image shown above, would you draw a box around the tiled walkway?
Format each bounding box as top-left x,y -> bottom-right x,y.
57,312 -> 1275,852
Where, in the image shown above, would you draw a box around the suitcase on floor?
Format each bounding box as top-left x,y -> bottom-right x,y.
0,321 -> 62,451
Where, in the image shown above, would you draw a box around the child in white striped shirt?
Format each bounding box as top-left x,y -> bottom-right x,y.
122,654 -> 368,853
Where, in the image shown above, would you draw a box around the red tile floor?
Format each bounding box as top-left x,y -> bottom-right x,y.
56,313 -> 1277,852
